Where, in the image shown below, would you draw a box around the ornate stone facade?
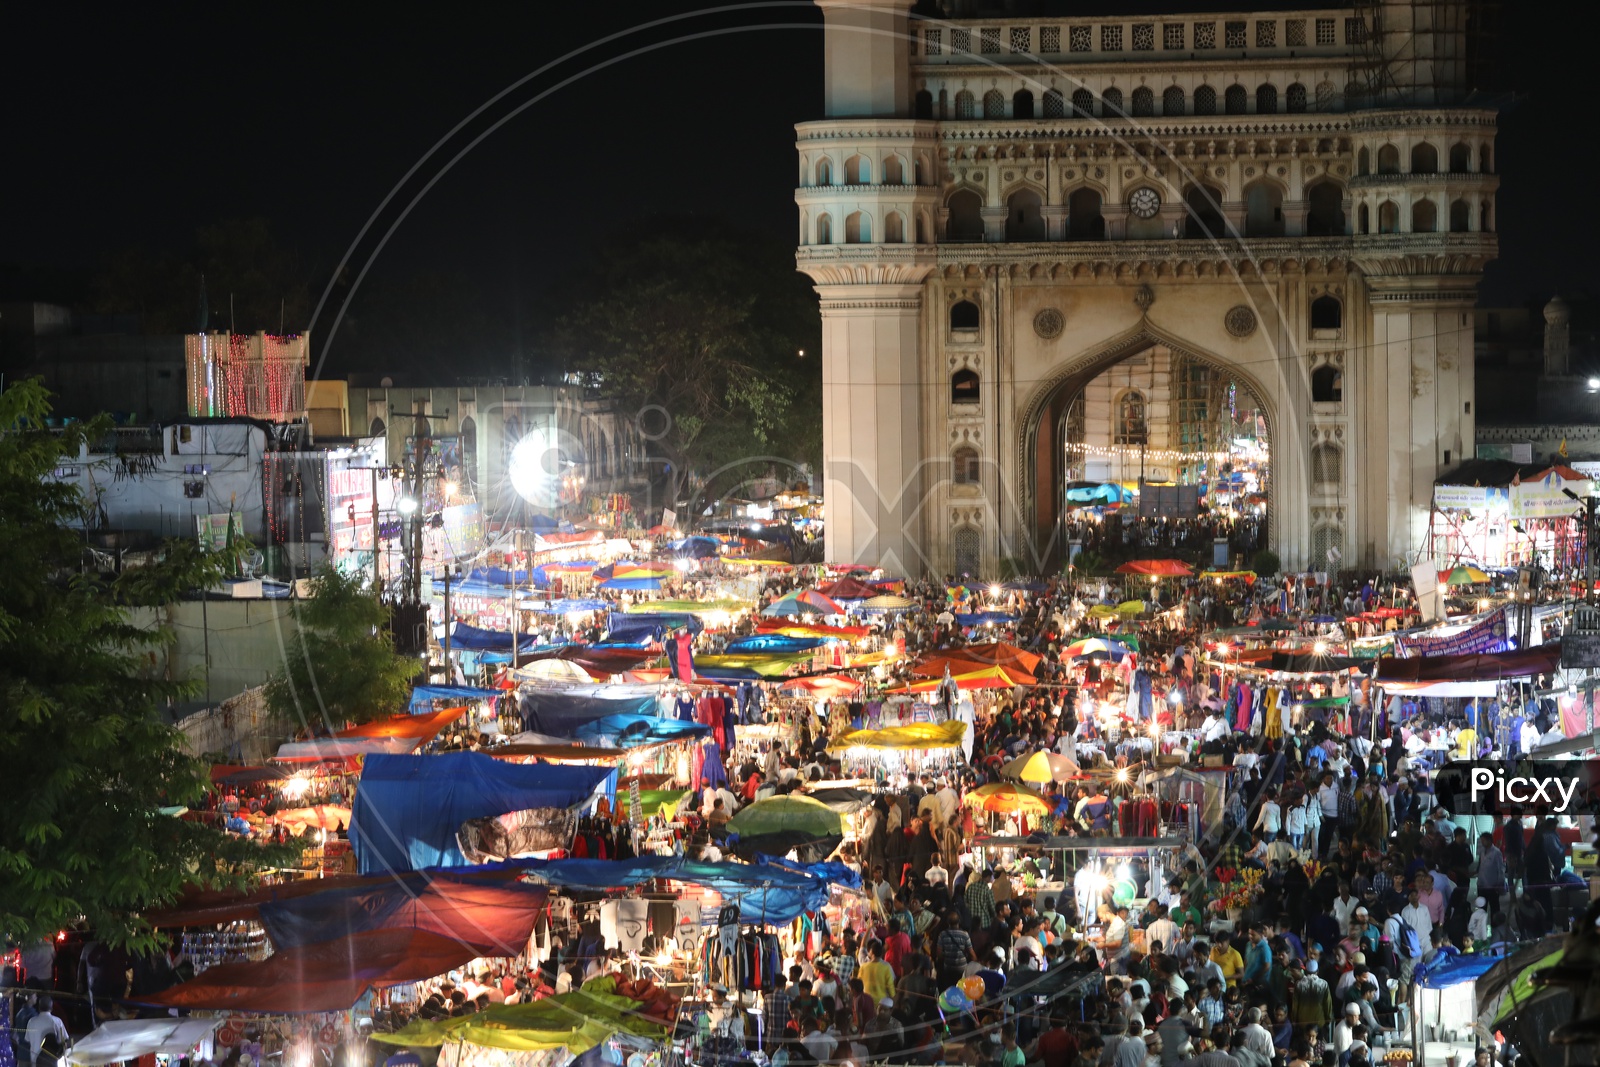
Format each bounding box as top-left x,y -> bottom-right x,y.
797,0 -> 1497,576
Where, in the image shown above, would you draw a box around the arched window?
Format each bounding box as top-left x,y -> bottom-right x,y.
955,90 -> 975,118
1480,144 -> 1493,173
1449,199 -> 1471,233
1256,83 -> 1278,114
1449,142 -> 1471,173
1194,85 -> 1217,115
1311,526 -> 1343,568
914,89 -> 934,119
983,89 -> 1005,118
952,525 -> 981,576
843,155 -> 870,184
845,211 -> 870,243
1344,81 -> 1364,110
1357,147 -> 1370,176
1376,144 -> 1400,174
950,300 -> 980,331
952,369 -> 980,404
1311,365 -> 1343,403
1358,203 -> 1370,234
1071,89 -> 1094,116
817,213 -> 833,244
1006,188 -> 1046,241
1184,185 -> 1226,239
1481,199 -> 1493,232
915,211 -> 931,244
1377,200 -> 1398,234
1101,88 -> 1124,116
953,446 -> 981,484
1285,83 -> 1308,113
1410,142 -> 1438,174
1305,181 -> 1346,236
1411,198 -> 1437,233
1311,442 -> 1343,484
947,190 -> 984,241
1043,89 -> 1065,117
1315,81 -> 1336,110
883,156 -> 904,185
1224,84 -> 1248,114
816,158 -> 832,186
1131,86 -> 1154,117
1244,181 -> 1284,237
1311,295 -> 1343,330
1067,187 -> 1105,240
1163,86 -> 1185,115
1013,89 -> 1035,118
1114,391 -> 1148,445
884,211 -> 905,243
369,416 -> 386,436
938,89 -> 948,118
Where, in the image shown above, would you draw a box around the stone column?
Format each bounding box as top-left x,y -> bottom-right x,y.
810,282 -> 931,575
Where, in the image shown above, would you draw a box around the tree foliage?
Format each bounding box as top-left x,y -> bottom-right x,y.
0,379 -> 288,949
546,222 -> 822,505
265,564 -> 416,730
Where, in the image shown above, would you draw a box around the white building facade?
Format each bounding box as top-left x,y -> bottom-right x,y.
797,0 -> 1498,576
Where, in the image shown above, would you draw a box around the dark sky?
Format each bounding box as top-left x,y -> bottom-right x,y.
3,2 -> 1593,372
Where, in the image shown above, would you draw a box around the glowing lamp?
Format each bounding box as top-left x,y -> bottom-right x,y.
397,497 -> 418,516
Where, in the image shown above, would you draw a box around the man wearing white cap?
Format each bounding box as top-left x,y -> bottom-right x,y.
1468,897 -> 1491,943
1332,1002 -> 1362,1056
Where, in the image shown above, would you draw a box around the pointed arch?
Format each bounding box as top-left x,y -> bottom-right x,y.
1162,85 -> 1185,115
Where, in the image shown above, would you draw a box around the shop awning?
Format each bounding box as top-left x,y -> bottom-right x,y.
829,720 -> 969,751
1375,645 -> 1562,683
349,753 -> 614,874
887,665 -> 1034,692
337,706 -> 466,741
273,737 -> 421,762
520,645 -> 660,677
135,927 -> 483,1013
67,1019 -> 223,1066
515,855 -> 838,924
571,714 -> 711,747
369,987 -> 670,1053
724,633 -> 829,653
408,684 -> 503,712
517,688 -> 661,735
448,623 -> 541,653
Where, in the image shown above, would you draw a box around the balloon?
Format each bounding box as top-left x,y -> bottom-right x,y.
939,987 -> 973,1013
959,976 -> 986,1002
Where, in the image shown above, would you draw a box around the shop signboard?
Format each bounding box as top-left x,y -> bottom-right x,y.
1432,484 -> 1487,510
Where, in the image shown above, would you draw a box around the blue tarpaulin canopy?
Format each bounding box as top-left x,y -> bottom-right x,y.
607,612 -> 703,640
408,685 -> 503,713
443,579 -> 534,600
513,856 -> 840,924
597,576 -> 664,592
572,714 -> 712,747
955,611 -> 1019,627
464,566 -> 531,587
517,688 -> 662,736
724,633 -> 828,654
349,753 -> 615,875
449,623 -> 540,653
1417,952 -> 1499,989
540,599 -> 608,614
668,537 -> 721,558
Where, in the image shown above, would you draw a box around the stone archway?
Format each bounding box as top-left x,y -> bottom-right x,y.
1016,320 -> 1283,568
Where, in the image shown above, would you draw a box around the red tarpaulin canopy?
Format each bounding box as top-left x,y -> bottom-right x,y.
888,664 -> 1036,693
1375,645 -> 1563,683
337,706 -> 466,741
136,928 -> 481,1014
1115,559 -> 1194,577
818,576 -> 879,601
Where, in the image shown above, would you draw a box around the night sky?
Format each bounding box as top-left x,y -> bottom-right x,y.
3,2 -> 1594,375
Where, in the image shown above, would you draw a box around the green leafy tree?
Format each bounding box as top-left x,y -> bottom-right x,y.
546,222 -> 821,506
266,564 -> 416,729
0,379 -> 287,949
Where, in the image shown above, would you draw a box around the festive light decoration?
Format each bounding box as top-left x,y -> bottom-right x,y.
1062,441 -> 1269,462
186,331 -> 309,421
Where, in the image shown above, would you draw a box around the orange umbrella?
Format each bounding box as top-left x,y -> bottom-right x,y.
888,665 -> 1034,693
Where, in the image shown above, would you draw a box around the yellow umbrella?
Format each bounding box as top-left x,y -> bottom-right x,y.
964,782 -> 1053,816
1000,749 -> 1082,784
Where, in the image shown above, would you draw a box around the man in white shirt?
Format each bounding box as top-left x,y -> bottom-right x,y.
1332,885 -> 1360,935
1144,906 -> 1179,957
801,1015 -> 838,1062
1400,888 -> 1435,956
1240,1007 -> 1275,1062
1332,1003 -> 1361,1055
25,996 -> 68,1065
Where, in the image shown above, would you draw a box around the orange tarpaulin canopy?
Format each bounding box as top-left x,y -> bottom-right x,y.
782,675 -> 864,696
910,642 -> 1041,678
1115,559 -> 1194,577
336,706 -> 466,741
888,664 -> 1034,693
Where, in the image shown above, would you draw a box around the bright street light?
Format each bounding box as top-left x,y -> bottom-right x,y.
397,497 -> 418,516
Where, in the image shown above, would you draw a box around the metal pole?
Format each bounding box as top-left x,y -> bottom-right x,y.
443,565 -> 452,684
512,529 -> 522,671
1587,496 -> 1596,605
370,467 -> 380,591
